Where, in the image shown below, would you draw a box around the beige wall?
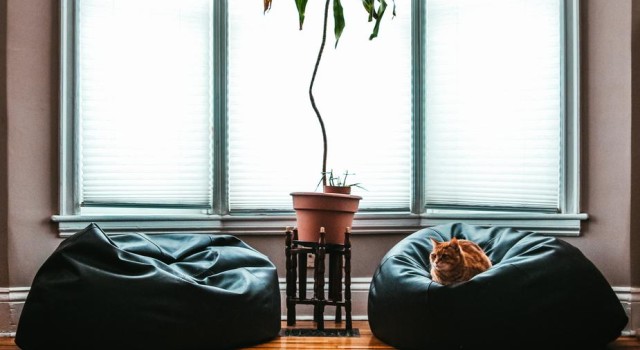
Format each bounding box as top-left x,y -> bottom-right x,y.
562,0 -> 635,286
630,1 -> 640,285
630,0 -> 640,288
0,0 -> 9,288
2,0 -> 640,330
5,0 -> 61,288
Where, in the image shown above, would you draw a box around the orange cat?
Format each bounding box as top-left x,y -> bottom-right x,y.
429,237 -> 492,285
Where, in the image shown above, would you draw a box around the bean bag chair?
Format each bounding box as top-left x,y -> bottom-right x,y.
16,223 -> 281,350
368,223 -> 628,350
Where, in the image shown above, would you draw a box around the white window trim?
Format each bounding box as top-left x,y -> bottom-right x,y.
54,0 -> 586,238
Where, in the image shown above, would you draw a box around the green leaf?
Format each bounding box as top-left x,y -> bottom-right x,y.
333,0 -> 345,48
295,0 -> 309,30
362,0 -> 374,22
369,0 -> 387,40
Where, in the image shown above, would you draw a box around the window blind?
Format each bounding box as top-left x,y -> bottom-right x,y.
424,0 -> 562,212
77,0 -> 214,208
227,1 -> 413,211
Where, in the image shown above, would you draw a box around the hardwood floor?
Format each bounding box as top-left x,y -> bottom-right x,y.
241,320 -> 392,349
1,320 -> 640,349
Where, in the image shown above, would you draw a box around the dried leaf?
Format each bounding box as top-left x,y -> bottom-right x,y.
263,0 -> 272,14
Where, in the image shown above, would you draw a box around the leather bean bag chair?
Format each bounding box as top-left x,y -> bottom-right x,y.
368,223 -> 628,350
16,223 -> 281,350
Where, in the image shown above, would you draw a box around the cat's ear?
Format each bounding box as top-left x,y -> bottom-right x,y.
450,237 -> 459,247
430,238 -> 440,247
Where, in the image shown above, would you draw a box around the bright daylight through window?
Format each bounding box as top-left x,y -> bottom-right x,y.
55,0 -> 584,236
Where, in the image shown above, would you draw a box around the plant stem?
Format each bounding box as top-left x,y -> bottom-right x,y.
309,0 -> 330,187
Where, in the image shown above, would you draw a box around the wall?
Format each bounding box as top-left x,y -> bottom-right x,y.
0,0 -> 10,288
5,0 -> 61,288
1,0 -> 62,334
566,1 -> 640,330
0,1 -> 9,334
631,0 -> 640,289
566,0 -> 632,283
2,0 -> 640,336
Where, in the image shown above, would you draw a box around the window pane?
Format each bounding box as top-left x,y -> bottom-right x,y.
77,0 -> 214,208
424,0 -> 562,211
227,1 -> 413,211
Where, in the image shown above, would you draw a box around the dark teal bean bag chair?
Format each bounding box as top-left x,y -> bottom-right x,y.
368,223 -> 628,350
16,223 -> 281,350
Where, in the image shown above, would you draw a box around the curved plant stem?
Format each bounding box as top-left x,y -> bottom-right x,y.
309,0 -> 331,187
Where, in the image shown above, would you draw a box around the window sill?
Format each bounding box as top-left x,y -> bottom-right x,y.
52,212 -> 588,238
420,212 -> 588,237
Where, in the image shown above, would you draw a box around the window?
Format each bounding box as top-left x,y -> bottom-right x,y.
424,0 -> 563,212
226,1 -> 412,212
418,0 -> 585,234
75,0 -> 214,210
55,0 -> 585,237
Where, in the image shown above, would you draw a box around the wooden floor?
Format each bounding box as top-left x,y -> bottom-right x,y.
241,320 -> 392,349
1,320 -> 640,349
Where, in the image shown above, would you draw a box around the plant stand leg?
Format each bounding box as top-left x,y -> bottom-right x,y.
314,229 -> 326,330
344,228 -> 352,330
285,227 -> 297,326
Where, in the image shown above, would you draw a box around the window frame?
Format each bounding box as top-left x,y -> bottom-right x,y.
54,0 -> 586,237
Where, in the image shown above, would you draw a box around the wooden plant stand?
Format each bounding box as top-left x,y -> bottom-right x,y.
285,227 -> 352,331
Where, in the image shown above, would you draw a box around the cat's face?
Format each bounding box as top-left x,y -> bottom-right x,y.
430,238 -> 462,272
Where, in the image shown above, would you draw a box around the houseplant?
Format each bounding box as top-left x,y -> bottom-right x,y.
322,169 -> 365,195
264,0 -> 394,244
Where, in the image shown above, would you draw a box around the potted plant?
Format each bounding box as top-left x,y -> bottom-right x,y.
264,0 -> 394,244
322,169 -> 365,195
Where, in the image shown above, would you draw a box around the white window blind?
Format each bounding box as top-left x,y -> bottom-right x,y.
77,0 -> 214,208
424,0 -> 563,212
227,1 -> 413,211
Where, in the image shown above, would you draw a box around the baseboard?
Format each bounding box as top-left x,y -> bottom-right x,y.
2,283 -> 637,338
0,287 -> 28,337
613,286 -> 640,336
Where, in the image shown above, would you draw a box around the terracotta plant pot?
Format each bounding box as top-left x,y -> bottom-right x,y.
291,191 -> 362,244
